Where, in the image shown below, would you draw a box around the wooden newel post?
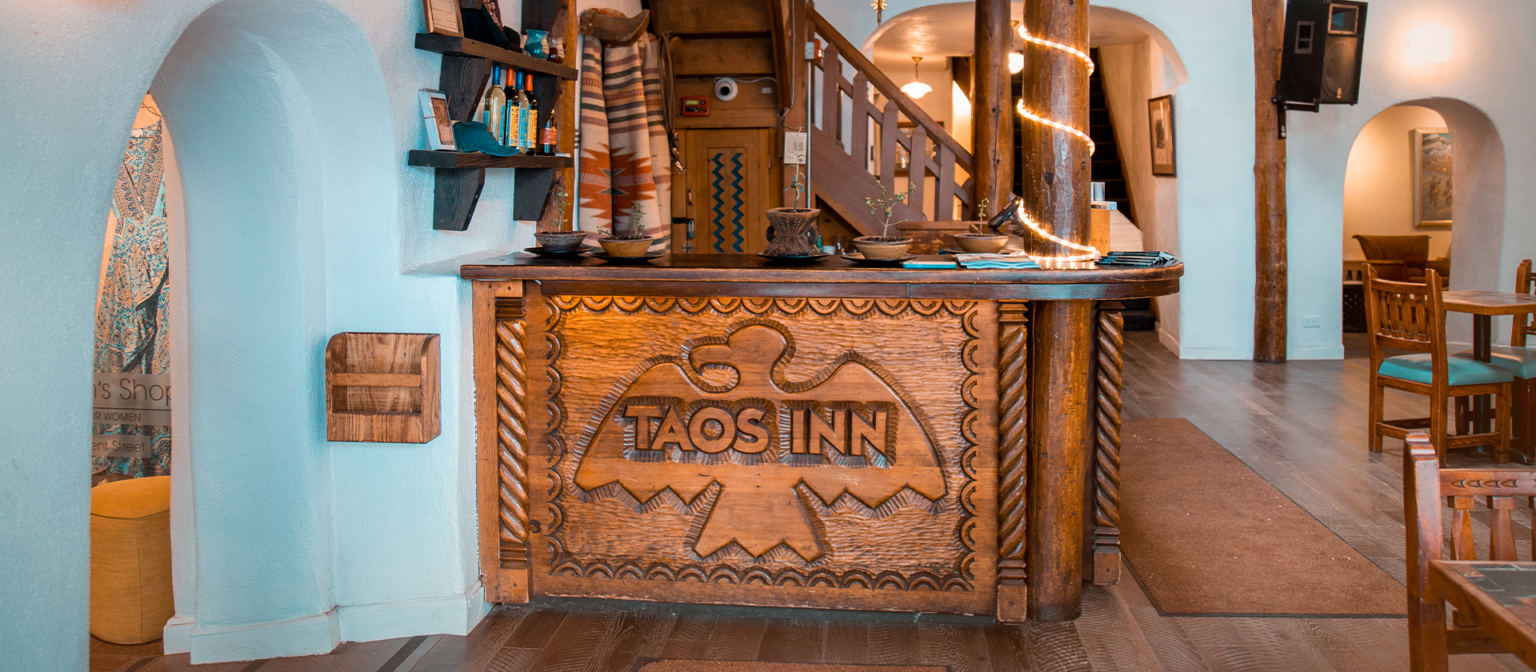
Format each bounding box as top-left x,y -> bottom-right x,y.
972,0 -> 1013,212
1019,0 -> 1093,623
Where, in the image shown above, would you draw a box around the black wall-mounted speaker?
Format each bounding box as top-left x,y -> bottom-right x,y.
1278,0 -> 1369,106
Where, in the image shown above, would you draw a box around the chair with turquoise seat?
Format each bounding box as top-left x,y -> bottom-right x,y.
1453,259 -> 1536,456
1366,265 -> 1512,462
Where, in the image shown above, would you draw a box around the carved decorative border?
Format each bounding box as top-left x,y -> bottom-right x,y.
540,296 -> 983,592
1092,304 -> 1124,584
494,298 -> 530,568
996,301 -> 1028,586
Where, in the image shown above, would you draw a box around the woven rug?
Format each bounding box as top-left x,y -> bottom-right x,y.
1120,418 -> 1406,617
635,662 -> 945,672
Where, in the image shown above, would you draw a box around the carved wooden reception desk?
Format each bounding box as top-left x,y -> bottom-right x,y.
463,255 -> 1180,621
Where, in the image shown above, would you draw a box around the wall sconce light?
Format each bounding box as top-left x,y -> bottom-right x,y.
900,56 -> 932,99
1008,52 -> 1023,74
1406,24 -> 1452,64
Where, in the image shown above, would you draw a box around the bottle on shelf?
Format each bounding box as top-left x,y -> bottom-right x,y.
540,111 -> 558,155
480,66 -> 507,146
513,72 -> 534,154
509,68 -> 528,147
521,74 -> 540,153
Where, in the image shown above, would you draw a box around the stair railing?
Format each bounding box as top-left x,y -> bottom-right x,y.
807,8 -> 976,224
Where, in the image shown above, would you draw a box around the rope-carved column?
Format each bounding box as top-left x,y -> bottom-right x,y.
996,301 -> 1030,622
494,298 -> 530,569
1091,302 -> 1124,585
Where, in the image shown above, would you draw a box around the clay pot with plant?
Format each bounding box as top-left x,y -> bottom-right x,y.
762,156 -> 823,258
951,198 -> 1009,253
854,183 -> 916,260
598,201 -> 655,257
534,185 -> 588,251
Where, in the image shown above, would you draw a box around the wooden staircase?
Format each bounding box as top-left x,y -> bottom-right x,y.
799,8 -> 977,234
1088,50 -> 1132,219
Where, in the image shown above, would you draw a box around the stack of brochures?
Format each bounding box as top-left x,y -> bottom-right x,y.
900,258 -> 958,269
1098,251 -> 1177,268
954,253 -> 1042,270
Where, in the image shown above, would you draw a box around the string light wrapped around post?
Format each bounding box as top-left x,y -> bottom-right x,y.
1013,16 -> 1098,263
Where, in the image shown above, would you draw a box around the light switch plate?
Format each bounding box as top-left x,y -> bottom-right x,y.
784,132 -> 808,165
1303,315 -> 1321,328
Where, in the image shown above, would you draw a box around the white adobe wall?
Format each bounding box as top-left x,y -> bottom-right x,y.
0,0 -> 530,665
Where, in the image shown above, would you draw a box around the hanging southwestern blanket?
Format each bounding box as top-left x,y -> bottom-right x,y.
640,35 -> 672,230
94,105 -> 172,479
577,32 -> 671,250
577,35 -> 612,240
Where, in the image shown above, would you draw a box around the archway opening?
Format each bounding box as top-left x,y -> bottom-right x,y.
1338,99 -> 1505,346
82,0 -> 397,662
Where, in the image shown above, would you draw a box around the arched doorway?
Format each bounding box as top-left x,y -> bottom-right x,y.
1338,99 -> 1505,343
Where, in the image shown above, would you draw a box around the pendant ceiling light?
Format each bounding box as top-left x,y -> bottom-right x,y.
900,56 -> 932,99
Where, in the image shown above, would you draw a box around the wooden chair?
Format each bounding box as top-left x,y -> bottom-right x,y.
1513,259 -> 1534,346
1365,265 -> 1513,461
1355,234 -> 1440,283
1455,259 -> 1536,456
1405,433 -> 1536,671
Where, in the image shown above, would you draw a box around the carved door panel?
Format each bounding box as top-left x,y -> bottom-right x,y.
682,129 -> 775,254
526,295 -> 999,614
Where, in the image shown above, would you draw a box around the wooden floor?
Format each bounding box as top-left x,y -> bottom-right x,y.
94,332 -> 1534,672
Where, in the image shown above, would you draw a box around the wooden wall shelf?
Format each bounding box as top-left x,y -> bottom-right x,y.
408,150 -> 572,170
412,0 -> 576,232
325,333 -> 441,444
415,34 -> 578,81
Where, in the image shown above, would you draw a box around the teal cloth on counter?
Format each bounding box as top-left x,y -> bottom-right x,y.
1379,353 -> 1514,386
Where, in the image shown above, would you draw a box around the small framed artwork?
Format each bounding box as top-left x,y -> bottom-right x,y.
1148,94 -> 1176,176
422,0 -> 461,37
1411,127 -> 1452,229
419,90 -> 456,152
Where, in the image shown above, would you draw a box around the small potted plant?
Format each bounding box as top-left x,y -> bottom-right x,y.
762,156 -> 823,258
952,198 -> 1009,253
598,200 -> 654,257
854,183 -> 916,260
534,186 -> 587,251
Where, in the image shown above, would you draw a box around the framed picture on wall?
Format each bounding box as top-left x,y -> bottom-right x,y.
421,0 -> 461,37
1148,95 -> 1176,176
1412,127 -> 1452,229
418,90 -> 456,152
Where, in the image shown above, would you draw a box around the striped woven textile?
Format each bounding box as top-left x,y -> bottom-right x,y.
577,35 -> 611,240
577,33 -> 670,250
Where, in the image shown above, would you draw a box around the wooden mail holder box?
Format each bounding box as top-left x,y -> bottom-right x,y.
325,332 -> 441,443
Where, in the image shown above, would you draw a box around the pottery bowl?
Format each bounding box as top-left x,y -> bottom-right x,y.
598,237 -> 654,257
852,236 -> 913,260
534,230 -> 588,252
953,233 -> 1009,254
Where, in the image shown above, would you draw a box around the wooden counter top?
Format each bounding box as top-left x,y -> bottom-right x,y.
460,253 -> 1182,300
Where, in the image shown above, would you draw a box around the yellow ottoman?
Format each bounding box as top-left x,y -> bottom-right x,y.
90,476 -> 173,644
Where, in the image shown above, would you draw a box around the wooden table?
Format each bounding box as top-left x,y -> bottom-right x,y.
1421,560 -> 1536,671
460,253 -> 1180,622
1442,291 -> 1536,446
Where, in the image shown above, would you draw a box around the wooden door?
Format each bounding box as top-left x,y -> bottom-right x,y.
682,129 -> 776,254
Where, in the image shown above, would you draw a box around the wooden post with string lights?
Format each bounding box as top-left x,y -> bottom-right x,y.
1016,0 -> 1094,623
